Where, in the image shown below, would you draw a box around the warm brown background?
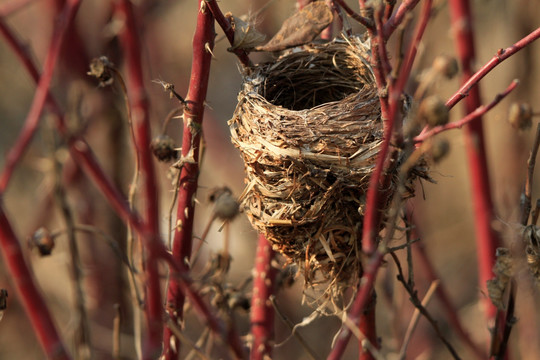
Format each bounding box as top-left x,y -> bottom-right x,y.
0,0 -> 539,359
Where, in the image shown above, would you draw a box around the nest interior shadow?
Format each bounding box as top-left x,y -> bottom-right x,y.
263,47 -> 368,110
230,37 -> 387,309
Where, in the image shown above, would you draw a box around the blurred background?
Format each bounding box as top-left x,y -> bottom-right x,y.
0,0 -> 539,359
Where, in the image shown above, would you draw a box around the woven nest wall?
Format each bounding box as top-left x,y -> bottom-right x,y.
229,37 -> 385,307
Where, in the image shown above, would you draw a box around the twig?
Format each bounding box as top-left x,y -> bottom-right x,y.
0,0 -> 81,193
382,0 -> 420,39
448,0 -> 502,330
163,1 -> 224,359
270,296 -> 319,360
383,0 -> 395,22
333,0 -> 374,29
446,26 -> 540,110
2,5 -> 246,358
115,1 -> 164,356
0,203 -> 71,359
408,209 -> 485,359
250,234 -> 276,360
166,318 -> 210,360
52,139 -> 92,359
520,123 -> 540,225
327,252 -> 384,360
390,252 -> 461,359
398,280 -> 439,359
204,0 -> 251,67
414,79 -> 519,143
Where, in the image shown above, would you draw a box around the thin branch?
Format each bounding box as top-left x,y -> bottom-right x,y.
390,253 -> 461,359
414,79 -> 519,143
270,296 -> 319,360
0,0 -> 81,193
204,0 -> 251,67
382,0 -> 420,39
446,26 -> 540,110
398,280 -> 439,359
448,0 -> 502,330
0,203 -> 71,359
115,0 -> 163,356
327,252 -> 384,360
333,0 -> 374,29
250,234 -> 276,360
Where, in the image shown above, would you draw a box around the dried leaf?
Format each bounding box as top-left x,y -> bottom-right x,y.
255,1 -> 333,52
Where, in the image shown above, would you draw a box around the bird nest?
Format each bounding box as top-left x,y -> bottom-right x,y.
229,37 -> 405,308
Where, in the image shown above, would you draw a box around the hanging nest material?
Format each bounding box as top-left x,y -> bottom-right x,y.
229,37 -> 416,309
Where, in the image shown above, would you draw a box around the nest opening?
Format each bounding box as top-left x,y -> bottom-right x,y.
260,45 -> 370,110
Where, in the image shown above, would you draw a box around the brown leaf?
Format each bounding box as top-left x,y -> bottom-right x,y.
255,1 -> 333,52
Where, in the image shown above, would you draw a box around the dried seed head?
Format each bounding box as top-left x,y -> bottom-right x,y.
209,187 -> 239,221
508,102 -> 533,130
88,56 -> 115,86
29,227 -> 55,256
418,95 -> 449,127
150,135 -> 178,162
430,139 -> 450,163
432,55 -> 458,79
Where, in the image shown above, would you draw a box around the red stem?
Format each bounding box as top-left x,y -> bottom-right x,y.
358,292 -> 377,360
448,0 -> 500,326
115,0 -> 163,357
362,0 -> 432,254
446,26 -> 540,109
204,0 -> 251,67
2,6 -> 245,357
163,1 -> 215,358
382,0 -> 420,39
414,79 -> 519,143
0,0 -> 80,193
333,0 -> 374,29
250,234 -> 276,360
327,253 -> 384,360
0,202 -> 71,359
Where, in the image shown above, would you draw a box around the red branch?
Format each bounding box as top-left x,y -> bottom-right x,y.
327,253 -> 384,360
448,0 -> 501,326
2,5 -> 245,357
333,0 -> 374,29
414,79 -> 519,143
382,0 -> 420,39
163,1 -> 217,358
446,26 -> 540,109
362,0 -> 432,254
115,0 -> 163,357
204,0 -> 251,67
0,202 -> 71,359
0,0 -> 80,193
250,234 -> 276,360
